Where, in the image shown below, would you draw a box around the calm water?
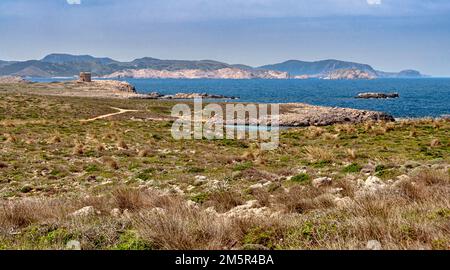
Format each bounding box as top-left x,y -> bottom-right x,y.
31,78 -> 450,118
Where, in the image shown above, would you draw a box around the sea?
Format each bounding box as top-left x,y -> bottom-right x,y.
30,78 -> 450,118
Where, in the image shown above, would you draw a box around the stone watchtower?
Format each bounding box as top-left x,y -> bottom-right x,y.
79,72 -> 92,82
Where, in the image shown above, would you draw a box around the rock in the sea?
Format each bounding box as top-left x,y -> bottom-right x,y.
356,92 -> 399,99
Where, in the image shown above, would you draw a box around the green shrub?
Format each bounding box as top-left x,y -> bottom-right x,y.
343,163 -> 362,173
291,173 -> 310,184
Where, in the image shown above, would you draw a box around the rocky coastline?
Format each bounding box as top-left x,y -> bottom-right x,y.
1,78 -> 396,126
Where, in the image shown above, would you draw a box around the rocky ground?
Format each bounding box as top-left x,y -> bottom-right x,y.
0,83 -> 449,250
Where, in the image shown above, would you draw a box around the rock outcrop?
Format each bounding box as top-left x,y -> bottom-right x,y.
277,103 -> 395,126
87,80 -> 136,93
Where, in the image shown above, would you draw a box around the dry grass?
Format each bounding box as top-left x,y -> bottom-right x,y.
306,126 -> 325,138
112,187 -> 147,211
304,146 -> 335,162
204,190 -> 246,213
117,139 -> 129,150
102,156 -> 119,170
72,143 -> 84,155
138,148 -> 155,157
346,148 -> 357,160
430,139 -> 441,147
133,199 -> 240,250
4,133 -> 17,144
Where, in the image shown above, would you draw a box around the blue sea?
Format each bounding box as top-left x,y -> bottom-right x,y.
31,78 -> 450,118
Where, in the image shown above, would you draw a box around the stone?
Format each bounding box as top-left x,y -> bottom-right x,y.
249,183 -> 264,191
70,206 -> 96,218
110,208 -> 121,218
262,181 -> 273,187
194,175 -> 208,186
66,240 -> 82,250
312,177 -> 332,188
366,240 -> 382,250
363,176 -> 386,192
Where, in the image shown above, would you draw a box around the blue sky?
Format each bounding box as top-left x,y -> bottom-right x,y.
1,0 -> 450,76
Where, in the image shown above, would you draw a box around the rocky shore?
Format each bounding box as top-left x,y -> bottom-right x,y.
0,79 -> 395,126
135,92 -> 239,100
0,76 -> 29,84
220,103 -> 395,127
278,103 -> 395,126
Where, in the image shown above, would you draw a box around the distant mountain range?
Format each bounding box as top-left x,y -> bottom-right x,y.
0,53 -> 425,79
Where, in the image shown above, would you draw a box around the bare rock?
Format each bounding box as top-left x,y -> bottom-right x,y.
66,240 -> 82,250
363,176 -> 386,192
110,208 -> 122,218
278,103 -> 395,127
312,177 -> 333,188
70,206 -> 96,218
249,183 -> 264,191
366,240 -> 382,250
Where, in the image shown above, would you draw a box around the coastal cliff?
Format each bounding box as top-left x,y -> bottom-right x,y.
103,68 -> 288,79
0,54 -> 424,80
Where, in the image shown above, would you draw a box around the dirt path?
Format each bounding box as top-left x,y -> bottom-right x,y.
81,107 -> 140,122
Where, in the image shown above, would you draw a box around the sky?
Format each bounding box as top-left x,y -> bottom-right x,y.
1,0 -> 450,76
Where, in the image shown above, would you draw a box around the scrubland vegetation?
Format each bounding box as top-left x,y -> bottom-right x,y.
0,84 -> 449,250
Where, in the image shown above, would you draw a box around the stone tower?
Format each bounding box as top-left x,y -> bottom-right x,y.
79,72 -> 92,82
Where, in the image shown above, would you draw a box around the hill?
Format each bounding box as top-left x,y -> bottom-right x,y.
0,54 -> 425,79
259,59 -> 377,77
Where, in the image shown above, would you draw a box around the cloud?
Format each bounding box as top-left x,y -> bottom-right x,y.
367,0 -> 381,5
67,0 -> 81,4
